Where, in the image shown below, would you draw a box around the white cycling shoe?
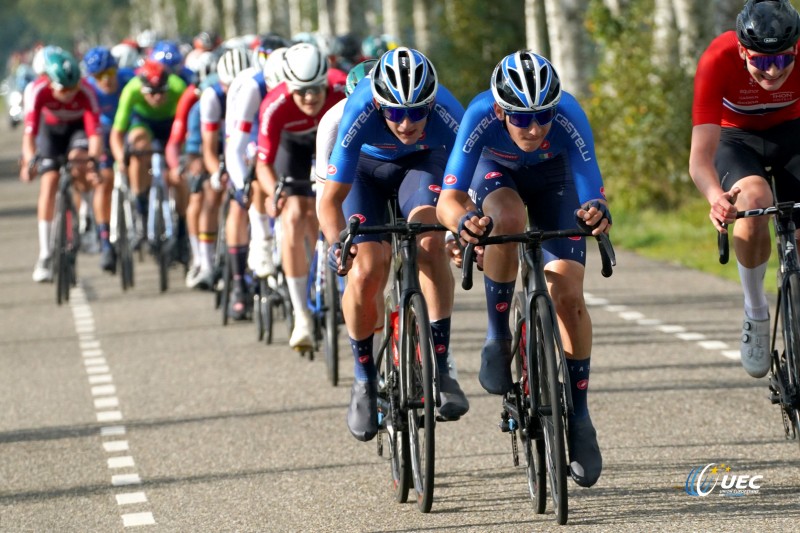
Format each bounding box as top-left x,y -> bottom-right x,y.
741,316 -> 770,378
32,257 -> 52,283
290,314 -> 314,350
248,238 -> 276,278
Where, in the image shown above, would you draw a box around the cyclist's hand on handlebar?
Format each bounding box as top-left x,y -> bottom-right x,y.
575,199 -> 612,236
19,158 -> 34,182
457,210 -> 493,245
209,167 -> 224,191
444,234 -> 463,269
328,241 -> 357,276
710,186 -> 740,232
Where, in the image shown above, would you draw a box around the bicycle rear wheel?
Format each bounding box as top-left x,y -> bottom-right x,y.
533,294 -> 568,524
324,265 -> 340,386
117,195 -> 134,291
513,292 -> 546,514
220,253 -> 231,326
154,187 -> 169,293
784,274 -> 800,444
404,292 -> 435,513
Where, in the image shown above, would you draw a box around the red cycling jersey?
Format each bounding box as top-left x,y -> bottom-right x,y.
256,69 -> 346,164
24,77 -> 100,137
167,85 -> 200,146
693,31 -> 800,131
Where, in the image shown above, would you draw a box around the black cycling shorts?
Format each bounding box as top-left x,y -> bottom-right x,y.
36,121 -> 88,173
716,118 -> 800,205
273,133 -> 315,198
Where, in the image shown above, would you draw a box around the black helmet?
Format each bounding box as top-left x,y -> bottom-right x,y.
736,0 -> 800,54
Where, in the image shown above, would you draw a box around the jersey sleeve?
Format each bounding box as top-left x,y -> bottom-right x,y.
23,80 -> 44,136
315,101 -> 345,183
256,89 -> 288,165
431,85 -> 465,153
556,94 -> 605,204
112,78 -> 139,132
167,88 -> 197,146
692,37 -> 727,126
441,93 -> 494,192
199,85 -> 223,131
325,94 -> 377,184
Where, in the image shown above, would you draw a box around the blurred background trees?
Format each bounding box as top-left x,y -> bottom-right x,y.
3,0 -> 800,211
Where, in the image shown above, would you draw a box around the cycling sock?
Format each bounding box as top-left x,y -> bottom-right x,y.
38,220 -> 51,259
135,192 -> 148,217
199,233 -> 216,271
430,317 -> 452,375
287,276 -> 310,320
177,217 -> 187,240
189,235 -> 200,267
350,334 -> 376,382
568,357 -> 591,422
96,223 -> 111,251
484,276 -> 516,340
248,205 -> 272,240
738,261 -> 769,320
229,245 -> 248,292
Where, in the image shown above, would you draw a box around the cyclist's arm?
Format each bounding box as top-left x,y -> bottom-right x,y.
255,159 -> 279,201
111,81 -> 137,166
200,88 -> 223,174
109,127 -> 127,169
319,179 -> 351,247
689,123 -> 724,205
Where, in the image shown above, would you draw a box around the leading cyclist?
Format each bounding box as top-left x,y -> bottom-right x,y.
690,0 -> 800,379
320,47 -> 468,442
436,51 -> 610,488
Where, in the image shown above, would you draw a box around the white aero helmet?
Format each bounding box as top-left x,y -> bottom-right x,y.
217,47 -> 251,85
281,43 -> 328,91
111,43 -> 141,69
263,47 -> 289,91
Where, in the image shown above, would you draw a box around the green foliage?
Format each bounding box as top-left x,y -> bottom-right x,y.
430,1 -> 526,106
585,0 -> 695,211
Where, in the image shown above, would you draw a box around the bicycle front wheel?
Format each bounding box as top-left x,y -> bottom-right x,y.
324,265 -> 340,386
513,292 -> 546,514
154,187 -> 169,293
404,292 -> 435,513
533,294 -> 568,524
52,191 -> 68,305
117,196 -> 134,291
784,274 -> 800,444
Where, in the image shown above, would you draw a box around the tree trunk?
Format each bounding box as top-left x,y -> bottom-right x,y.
257,0 -> 290,37
222,0 -> 238,38
525,0 -> 549,56
241,0 -> 257,35
318,0 -> 334,36
542,0 -> 591,97
335,0 -> 350,34
412,0 -> 430,52
383,0 -> 401,40
713,0 -> 740,34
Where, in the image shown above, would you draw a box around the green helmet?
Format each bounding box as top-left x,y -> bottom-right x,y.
345,59 -> 378,97
45,49 -> 81,90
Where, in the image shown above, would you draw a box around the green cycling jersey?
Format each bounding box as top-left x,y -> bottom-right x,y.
112,74 -> 187,132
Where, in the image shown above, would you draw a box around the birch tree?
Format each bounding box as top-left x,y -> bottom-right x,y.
542,0 -> 593,97
525,0 -> 549,55
222,0 -> 238,38
653,0 -> 713,73
412,0 -> 431,52
257,0 -> 290,36
383,0 -> 402,42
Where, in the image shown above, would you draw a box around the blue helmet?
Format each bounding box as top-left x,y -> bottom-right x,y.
82,46 -> 118,75
150,40 -> 183,69
371,47 -> 437,107
491,51 -> 561,112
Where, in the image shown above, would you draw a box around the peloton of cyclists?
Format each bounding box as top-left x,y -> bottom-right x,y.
436,51 -> 611,488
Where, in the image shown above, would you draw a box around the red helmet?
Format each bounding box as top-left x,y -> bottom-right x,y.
137,59 -> 169,92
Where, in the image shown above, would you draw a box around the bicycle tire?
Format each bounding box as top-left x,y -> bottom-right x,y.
221,253 -> 231,326
513,292 -> 546,514
533,294 -> 568,524
254,286 -> 264,341
324,265 -> 340,387
784,273 -> 800,444
52,191 -> 68,305
154,186 -> 168,293
381,294 -> 410,503
117,195 -> 134,291
67,198 -> 79,296
404,292 -> 436,513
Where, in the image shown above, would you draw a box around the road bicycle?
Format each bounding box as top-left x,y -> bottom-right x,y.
718,179 -> 800,449
46,157 -> 81,305
307,232 -> 345,384
339,207 -> 447,514
461,224 -> 615,525
127,142 -> 177,293
110,165 -> 136,291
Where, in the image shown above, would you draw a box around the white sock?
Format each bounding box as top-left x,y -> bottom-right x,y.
189,235 -> 200,269
200,241 -> 215,271
738,261 -> 769,320
287,276 -> 310,322
248,206 -> 272,241
38,220 -> 51,259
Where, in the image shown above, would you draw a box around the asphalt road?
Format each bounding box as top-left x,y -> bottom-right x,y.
1,121 -> 799,532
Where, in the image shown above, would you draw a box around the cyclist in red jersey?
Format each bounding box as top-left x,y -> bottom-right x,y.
20,48 -> 103,282
690,0 -> 800,378
255,43 -> 346,347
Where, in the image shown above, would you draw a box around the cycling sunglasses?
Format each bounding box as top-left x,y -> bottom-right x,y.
141,85 -> 167,95
505,107 -> 557,129
94,68 -> 118,81
381,104 -> 431,123
745,49 -> 796,71
295,84 -> 326,97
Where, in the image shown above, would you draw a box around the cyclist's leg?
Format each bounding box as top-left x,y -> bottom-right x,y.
95,131 -> 115,272
185,154 -> 206,283
126,126 -> 153,233
470,159 -> 526,394
716,131 -> 773,376
340,160 -> 391,441
247,181 -> 275,277
225,189 -> 251,319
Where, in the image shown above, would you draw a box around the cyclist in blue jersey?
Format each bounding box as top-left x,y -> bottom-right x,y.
436,51 -> 611,488
83,47 -> 136,272
150,40 -> 194,85
319,47 -> 469,442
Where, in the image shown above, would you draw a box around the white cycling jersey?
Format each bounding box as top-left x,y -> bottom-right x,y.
313,99 -> 346,217
224,66 -> 264,190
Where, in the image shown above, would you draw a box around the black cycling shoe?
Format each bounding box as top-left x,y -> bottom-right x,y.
347,380 -> 378,442
100,247 -> 116,274
227,288 -> 249,321
479,338 -> 513,395
438,373 -> 469,420
568,415 -> 602,488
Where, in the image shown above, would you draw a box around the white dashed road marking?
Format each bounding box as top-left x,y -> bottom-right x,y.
69,286 -> 155,528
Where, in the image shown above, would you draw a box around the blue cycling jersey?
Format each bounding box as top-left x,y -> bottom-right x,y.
87,67 -> 136,129
442,90 -> 604,204
326,80 -> 464,184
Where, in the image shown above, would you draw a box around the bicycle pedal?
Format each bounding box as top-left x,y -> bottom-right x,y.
436,414 -> 459,423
